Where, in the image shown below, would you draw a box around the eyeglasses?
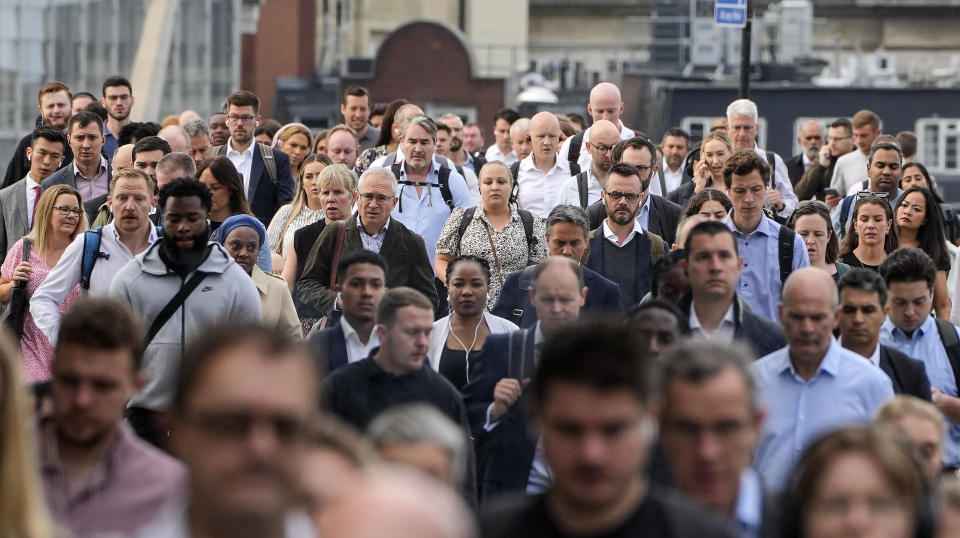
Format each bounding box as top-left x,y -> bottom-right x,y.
359,192 -> 395,205
634,164 -> 653,175
857,191 -> 889,200
52,206 -> 83,217
590,143 -> 615,155
605,191 -> 641,203
227,114 -> 256,125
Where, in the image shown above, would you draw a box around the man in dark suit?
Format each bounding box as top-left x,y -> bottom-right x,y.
838,268 -> 932,401
491,204 -> 621,328
0,126 -> 67,257
215,90 -> 294,223
585,136 -> 682,244
308,250 -> 387,373
786,120 -> 823,186
677,220 -> 786,359
465,257 -> 586,501
297,167 -> 438,315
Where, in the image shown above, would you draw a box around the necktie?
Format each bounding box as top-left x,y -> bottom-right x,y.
30,185 -> 41,229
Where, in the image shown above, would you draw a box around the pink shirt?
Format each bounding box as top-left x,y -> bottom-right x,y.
2,238 -> 81,382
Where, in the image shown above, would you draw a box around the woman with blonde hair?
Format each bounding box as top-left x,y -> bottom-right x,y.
671,131 -> 734,209
0,329 -> 53,538
0,185 -> 86,382
272,123 -> 314,176
267,153 -> 332,256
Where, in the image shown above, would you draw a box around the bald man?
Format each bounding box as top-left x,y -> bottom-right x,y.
558,82 -> 637,174
515,112 -> 576,218
552,120 -> 620,209
752,267 -> 894,492
157,125 -> 190,154
112,143 -> 134,170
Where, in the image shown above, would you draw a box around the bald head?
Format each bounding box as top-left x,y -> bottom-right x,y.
782,267 -> 838,309
529,112 -> 561,162
179,109 -> 200,125
588,82 -> 624,125
113,144 -> 134,170
588,120 -> 621,173
158,125 -> 190,154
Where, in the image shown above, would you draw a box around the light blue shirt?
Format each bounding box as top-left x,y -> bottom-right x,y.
388,156 -> 474,269
880,315 -> 960,466
636,192 -> 651,231
734,468 -> 763,538
752,339 -> 894,492
723,212 -> 809,321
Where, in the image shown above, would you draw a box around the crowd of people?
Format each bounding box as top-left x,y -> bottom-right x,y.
3,74 -> 960,538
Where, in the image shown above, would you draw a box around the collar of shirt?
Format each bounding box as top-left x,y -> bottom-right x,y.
883,315 -> 935,342
637,192 -> 652,223
723,210 -> 776,239
602,218 -> 644,246
341,315 -> 378,346
73,155 -> 108,179
108,221 -> 160,245
802,152 -> 812,169
520,154 -> 568,176
688,300 -> 736,332
734,468 -> 764,536
839,337 -> 883,369
25,172 -> 41,186
357,213 -> 389,235
399,155 -> 443,181
534,322 -> 545,347
779,338 -> 843,379
225,138 -> 256,160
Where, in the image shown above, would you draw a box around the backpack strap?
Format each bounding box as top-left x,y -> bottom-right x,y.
517,209 -> 535,249
569,161 -> 581,176
935,318 -> 960,390
576,172 -> 589,209
257,143 -> 277,184
509,161 -> 521,203
765,151 -> 777,188
437,165 -> 453,209
80,227 -> 105,290
777,224 -> 795,285
567,131 -> 585,165
456,207 -> 477,256
839,195 -> 855,240
144,271 -> 210,347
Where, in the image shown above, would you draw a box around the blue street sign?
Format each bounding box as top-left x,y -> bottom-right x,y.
715,0 -> 747,28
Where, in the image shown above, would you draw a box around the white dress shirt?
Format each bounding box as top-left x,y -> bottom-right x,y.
551,169 -> 603,209
25,173 -> 42,229
225,138 -> 256,195
655,157 -> 685,196
830,150 -> 870,194
602,218 -> 645,248
558,122 -> 635,174
484,144 -> 517,166
340,316 -> 380,365
516,155 -> 573,218
689,301 -> 736,342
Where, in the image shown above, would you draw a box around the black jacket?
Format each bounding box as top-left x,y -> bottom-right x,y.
785,153 -> 807,186
880,344 -> 932,401
677,292 -> 786,359
215,143 -> 294,223
586,194 -> 682,245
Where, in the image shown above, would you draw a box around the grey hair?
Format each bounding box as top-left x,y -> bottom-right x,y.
181,117 -> 210,138
546,204 -> 589,240
367,404 -> 468,488
660,340 -> 759,412
439,113 -> 463,127
726,99 -> 759,123
509,118 -> 531,138
358,166 -> 398,192
156,152 -> 197,178
400,114 -> 438,139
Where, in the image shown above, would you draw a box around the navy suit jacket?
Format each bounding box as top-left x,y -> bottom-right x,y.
307,322 -> 349,374
463,329 -> 538,500
879,345 -> 932,402
216,143 -> 294,223
490,264 -> 623,328
786,153 -> 806,186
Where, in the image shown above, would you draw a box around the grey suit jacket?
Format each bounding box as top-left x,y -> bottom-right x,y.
42,159 -> 112,195
0,179 -> 30,258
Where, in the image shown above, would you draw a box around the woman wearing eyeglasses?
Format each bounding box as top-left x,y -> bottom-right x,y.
895,186 -> 951,319
788,200 -> 852,283
0,185 -> 86,382
434,161 -> 547,310
839,195 -> 899,273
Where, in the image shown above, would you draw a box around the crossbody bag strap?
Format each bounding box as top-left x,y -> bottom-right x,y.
16,238 -> 31,289
482,220 -> 504,290
144,271 -> 210,347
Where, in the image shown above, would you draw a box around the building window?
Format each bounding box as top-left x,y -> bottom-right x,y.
917,118 -> 960,173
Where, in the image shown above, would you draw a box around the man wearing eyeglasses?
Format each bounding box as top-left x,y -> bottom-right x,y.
794,118 -> 856,204
584,162 -> 669,308
297,167 -> 439,316
552,119 -> 620,209
215,90 -> 295,223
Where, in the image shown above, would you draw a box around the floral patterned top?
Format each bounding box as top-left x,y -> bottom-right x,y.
2,238 -> 82,382
354,145 -> 387,177
435,206 -> 547,310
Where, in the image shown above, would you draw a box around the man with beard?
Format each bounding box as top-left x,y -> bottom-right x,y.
110,177 -> 261,445
39,298 -> 186,536
32,168 -> 160,345
786,120 -> 823,186
584,162 -> 668,308
101,76 -> 135,161
3,81 -> 74,188
440,113 -> 485,174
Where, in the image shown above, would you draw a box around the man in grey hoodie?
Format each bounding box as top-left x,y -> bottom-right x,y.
111,177 -> 262,446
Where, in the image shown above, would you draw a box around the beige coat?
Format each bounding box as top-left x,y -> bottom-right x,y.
251,266 -> 302,341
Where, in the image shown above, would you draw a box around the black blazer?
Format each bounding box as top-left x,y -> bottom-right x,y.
216,143 -> 295,223
490,264 -> 623,328
677,292 -> 786,359
879,345 -> 932,401
785,153 -> 807,186
585,194 -> 682,245
307,322 -> 349,374
464,329 -> 538,500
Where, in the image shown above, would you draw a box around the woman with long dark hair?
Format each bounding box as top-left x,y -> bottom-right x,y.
896,186 -> 951,318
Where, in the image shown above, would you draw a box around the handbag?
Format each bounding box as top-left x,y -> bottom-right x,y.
6,238 -> 32,339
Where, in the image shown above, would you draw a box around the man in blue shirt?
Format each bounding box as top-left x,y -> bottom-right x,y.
753,267 -> 894,492
383,114 -> 474,269
722,150 -> 809,321
879,247 -> 960,472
